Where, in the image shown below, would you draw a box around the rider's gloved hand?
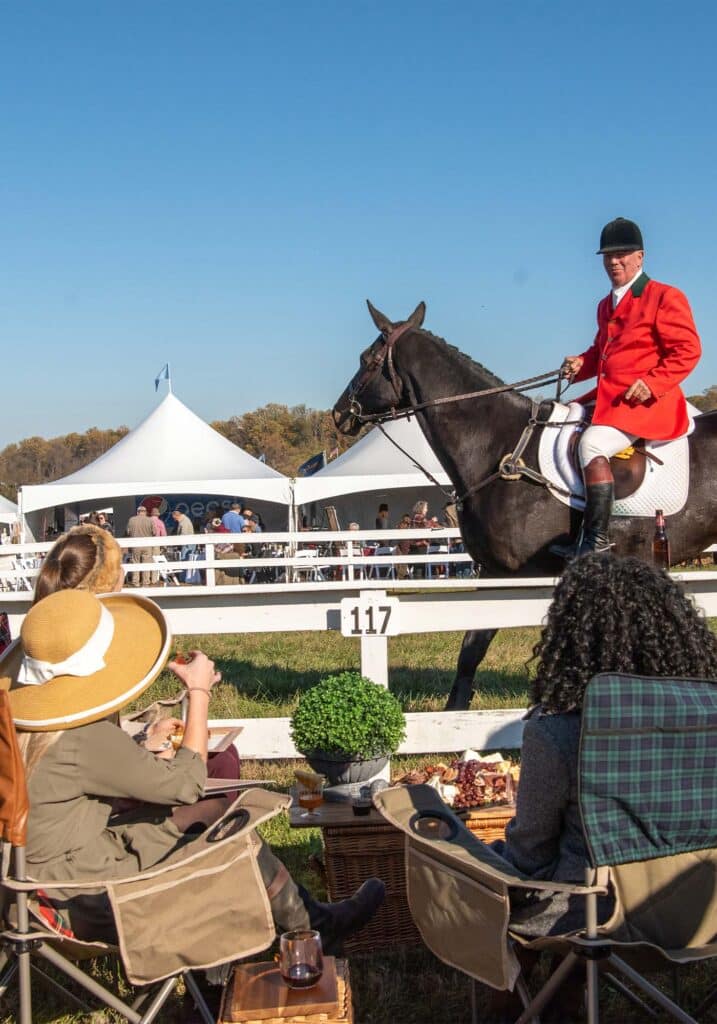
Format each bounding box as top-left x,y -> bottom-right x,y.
560,356 -> 584,382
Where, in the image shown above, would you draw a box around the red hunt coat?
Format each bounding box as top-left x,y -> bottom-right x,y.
572,273 -> 701,441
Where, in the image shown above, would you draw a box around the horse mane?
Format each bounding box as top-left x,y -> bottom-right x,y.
417,328 -> 505,387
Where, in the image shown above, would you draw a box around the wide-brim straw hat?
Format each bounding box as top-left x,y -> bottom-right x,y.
0,590 -> 171,732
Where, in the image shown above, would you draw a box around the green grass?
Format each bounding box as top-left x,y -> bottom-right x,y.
4,624 -> 717,1023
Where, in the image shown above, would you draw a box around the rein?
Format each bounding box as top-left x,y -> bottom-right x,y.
343,324 -> 579,507
350,368 -> 566,424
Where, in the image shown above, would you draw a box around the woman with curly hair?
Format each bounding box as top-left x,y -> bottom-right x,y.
495,553 -> 717,936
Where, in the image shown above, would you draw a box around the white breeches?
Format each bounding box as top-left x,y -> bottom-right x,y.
579,424 -> 639,467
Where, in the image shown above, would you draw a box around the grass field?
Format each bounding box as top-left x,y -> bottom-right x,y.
3,623 -> 716,1023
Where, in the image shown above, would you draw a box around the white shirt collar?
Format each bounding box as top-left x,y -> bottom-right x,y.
612,266 -> 644,308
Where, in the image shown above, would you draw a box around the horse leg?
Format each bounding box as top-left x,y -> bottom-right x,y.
445,629 -> 498,711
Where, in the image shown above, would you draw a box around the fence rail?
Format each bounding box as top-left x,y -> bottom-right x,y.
2,534 -> 716,758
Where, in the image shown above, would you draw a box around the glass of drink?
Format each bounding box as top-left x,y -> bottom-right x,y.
279,929 -> 323,989
296,776 -> 324,819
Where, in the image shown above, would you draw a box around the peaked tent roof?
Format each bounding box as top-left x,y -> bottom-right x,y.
293,416 -> 450,505
20,393 -> 291,513
0,495 -> 18,524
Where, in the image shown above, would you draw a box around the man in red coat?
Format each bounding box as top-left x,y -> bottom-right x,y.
553,217 -> 701,558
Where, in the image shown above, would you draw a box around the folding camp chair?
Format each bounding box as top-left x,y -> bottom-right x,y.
0,692 -> 291,1023
375,672 -> 717,1024
152,553 -> 182,586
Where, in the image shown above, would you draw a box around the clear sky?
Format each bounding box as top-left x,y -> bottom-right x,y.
2,0 -> 716,450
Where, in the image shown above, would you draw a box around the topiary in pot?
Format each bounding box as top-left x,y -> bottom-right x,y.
290,671 -> 406,786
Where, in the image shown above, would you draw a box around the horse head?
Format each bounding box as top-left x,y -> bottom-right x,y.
332,300 -> 426,435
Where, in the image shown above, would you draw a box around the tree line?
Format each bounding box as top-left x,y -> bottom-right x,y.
1,387 -> 715,503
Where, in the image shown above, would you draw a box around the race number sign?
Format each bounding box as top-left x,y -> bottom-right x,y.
340,595 -> 400,637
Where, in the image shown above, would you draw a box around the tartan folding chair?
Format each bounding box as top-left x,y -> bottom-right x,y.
0,692 -> 291,1023
375,672 -> 717,1024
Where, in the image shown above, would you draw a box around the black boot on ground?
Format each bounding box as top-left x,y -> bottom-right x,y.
301,878 -> 386,955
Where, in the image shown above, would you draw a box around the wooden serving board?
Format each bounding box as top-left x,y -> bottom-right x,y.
221,957 -> 339,1022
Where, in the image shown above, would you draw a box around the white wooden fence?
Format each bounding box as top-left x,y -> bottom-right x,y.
3,533 -> 716,758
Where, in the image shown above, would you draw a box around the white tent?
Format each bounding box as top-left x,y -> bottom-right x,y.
294,417 -> 452,529
0,495 -> 18,525
20,393 -> 292,536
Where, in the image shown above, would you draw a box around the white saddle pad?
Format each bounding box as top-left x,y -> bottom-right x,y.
537,401 -> 695,518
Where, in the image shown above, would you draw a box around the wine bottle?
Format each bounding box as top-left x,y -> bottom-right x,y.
652,509 -> 670,569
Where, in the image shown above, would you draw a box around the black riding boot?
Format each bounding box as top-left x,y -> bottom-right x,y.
299,879 -> 386,954
550,456 -> 614,559
268,860 -> 386,955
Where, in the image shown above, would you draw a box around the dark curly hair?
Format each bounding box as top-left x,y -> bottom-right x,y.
531,554 -> 717,713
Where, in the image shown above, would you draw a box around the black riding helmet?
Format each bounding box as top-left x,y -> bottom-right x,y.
597,217 -> 644,254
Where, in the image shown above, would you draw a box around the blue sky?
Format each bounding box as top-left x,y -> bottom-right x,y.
2,1 -> 716,450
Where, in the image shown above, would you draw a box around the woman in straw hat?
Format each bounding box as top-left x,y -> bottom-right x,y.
32,523 -> 243,815
0,590 -> 384,951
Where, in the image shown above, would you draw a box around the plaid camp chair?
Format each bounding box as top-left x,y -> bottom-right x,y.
0,692 -> 291,1023
374,672 -> 717,1024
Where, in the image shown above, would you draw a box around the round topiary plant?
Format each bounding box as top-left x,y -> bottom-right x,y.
291,671 -> 406,766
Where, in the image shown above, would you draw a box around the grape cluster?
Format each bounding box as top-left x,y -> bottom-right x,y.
451,760 -> 512,810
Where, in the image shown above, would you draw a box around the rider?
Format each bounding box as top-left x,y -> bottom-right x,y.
552,217 -> 701,558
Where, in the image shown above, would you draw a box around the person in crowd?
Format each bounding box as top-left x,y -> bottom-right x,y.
125,505 -> 156,587
375,503 -> 390,530
0,591 -> 386,954
237,520 -> 260,582
96,512 -> 114,535
241,506 -> 262,533
31,524 -> 241,818
171,509 -> 198,583
150,507 -> 167,539
409,500 -> 430,578
554,218 -> 701,558
221,501 -> 245,534
396,512 -> 412,579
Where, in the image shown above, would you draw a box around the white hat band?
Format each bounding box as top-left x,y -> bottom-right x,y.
17,605 -> 116,686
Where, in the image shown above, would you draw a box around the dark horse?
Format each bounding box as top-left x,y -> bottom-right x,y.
333,301 -> 717,709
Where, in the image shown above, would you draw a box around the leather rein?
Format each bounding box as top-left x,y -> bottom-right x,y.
343,322 -> 578,507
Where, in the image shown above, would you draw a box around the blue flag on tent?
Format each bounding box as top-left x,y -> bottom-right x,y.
298,451 -> 327,476
154,363 -> 171,392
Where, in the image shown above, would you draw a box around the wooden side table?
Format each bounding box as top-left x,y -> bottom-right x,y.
219,957 -> 353,1023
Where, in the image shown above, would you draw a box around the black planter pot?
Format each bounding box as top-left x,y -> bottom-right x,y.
305,751 -> 389,787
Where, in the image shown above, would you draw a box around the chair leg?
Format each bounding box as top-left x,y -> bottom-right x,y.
184,969 -> 216,1024
606,954 -> 698,1024
514,950 -> 581,1024
37,942 -> 143,1023
602,970 -> 659,1018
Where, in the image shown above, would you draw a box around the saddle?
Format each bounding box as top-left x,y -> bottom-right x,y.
536,401 -> 694,517
566,426 -> 653,501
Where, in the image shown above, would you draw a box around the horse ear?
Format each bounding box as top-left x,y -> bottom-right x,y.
366,300 -> 394,335
407,301 -> 426,328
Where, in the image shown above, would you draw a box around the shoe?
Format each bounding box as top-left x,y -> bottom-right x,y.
304,878 -> 386,955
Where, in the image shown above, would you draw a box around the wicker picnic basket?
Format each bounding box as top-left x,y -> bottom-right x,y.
321,808 -> 514,953
459,805 -> 515,843
322,820 -> 419,954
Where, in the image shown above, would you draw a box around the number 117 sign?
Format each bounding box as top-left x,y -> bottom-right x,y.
340,595 -> 400,637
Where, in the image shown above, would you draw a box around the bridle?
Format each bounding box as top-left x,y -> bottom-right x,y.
346,320 -> 414,414
340,322 -> 579,508
343,321 -> 566,425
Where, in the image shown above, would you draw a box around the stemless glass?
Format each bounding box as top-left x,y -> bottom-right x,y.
296,777 -> 324,819
279,929 -> 324,989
